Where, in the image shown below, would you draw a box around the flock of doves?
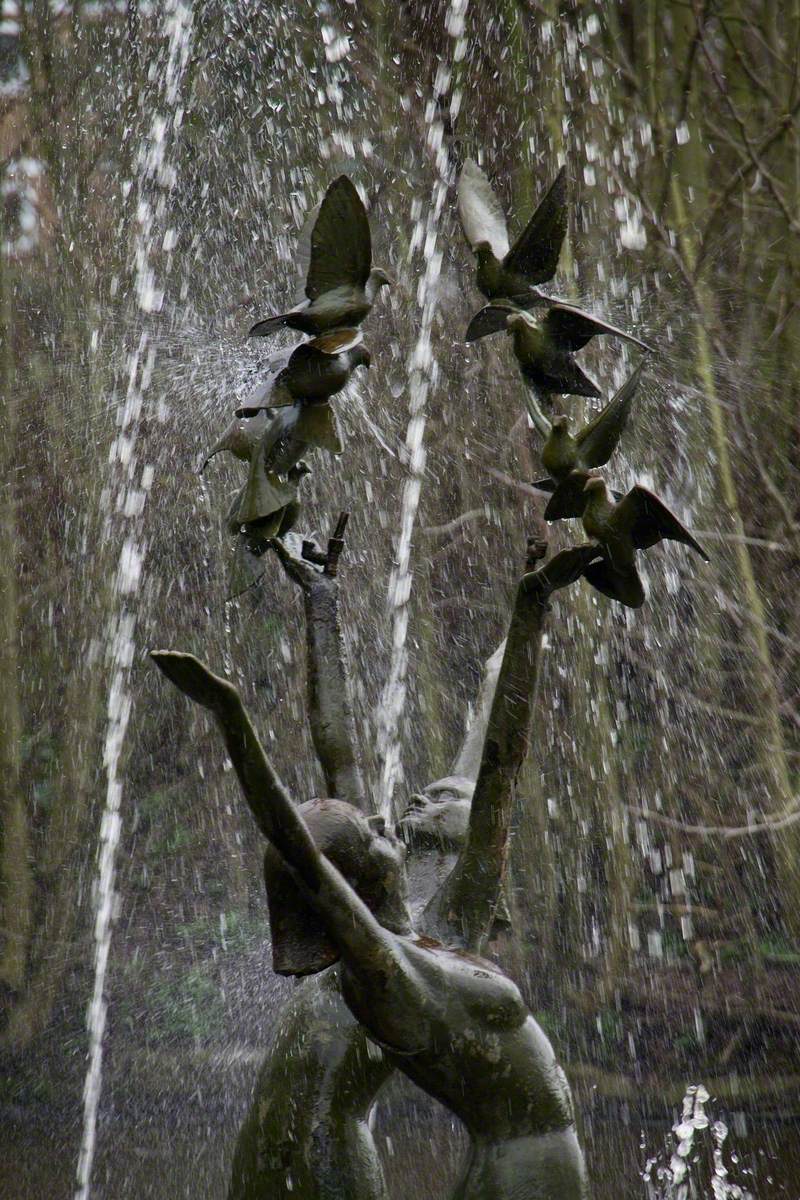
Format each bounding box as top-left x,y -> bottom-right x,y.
202,165 -> 708,607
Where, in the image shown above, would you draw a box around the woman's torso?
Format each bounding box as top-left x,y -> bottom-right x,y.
341,937 -> 587,1200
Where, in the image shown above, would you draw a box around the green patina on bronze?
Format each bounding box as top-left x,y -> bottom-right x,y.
457,159 -> 568,306
164,165 -> 708,1200
151,641 -> 590,1200
534,362 -> 643,520
248,176 -> 390,339
581,476 -> 709,609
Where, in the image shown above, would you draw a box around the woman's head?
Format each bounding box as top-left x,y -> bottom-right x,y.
264,798 -> 411,975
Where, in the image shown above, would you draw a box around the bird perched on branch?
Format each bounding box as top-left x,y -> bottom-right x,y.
533,363 -> 643,520
248,175 -> 391,338
238,329 -> 370,413
457,159 -> 568,305
467,301 -> 651,434
228,461 -> 311,543
231,402 -> 342,528
580,476 -> 709,608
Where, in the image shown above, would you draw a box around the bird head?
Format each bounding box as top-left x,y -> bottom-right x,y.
370,267 -> 392,289
367,267 -> 392,301
582,474 -> 607,498
550,414 -> 570,436
288,460 -> 312,483
353,346 -> 372,370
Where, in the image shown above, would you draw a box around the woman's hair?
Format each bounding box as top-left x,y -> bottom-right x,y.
263,797 -> 408,975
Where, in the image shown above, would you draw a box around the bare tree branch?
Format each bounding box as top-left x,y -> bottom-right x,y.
630,803 -> 800,840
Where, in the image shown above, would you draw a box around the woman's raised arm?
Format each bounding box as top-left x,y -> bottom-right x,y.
150,651 -> 420,1027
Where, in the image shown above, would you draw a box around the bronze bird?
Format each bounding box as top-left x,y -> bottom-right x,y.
249,176 -> 390,338
225,462 -> 311,602
228,461 -> 311,543
457,159 -> 568,305
238,329 -> 370,413
581,476 -> 709,608
231,402 -> 342,528
533,363 -> 643,520
467,301 -> 651,434
200,409 -> 271,473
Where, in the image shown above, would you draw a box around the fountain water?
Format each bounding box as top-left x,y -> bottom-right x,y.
74,7 -> 194,1197
376,0 -> 469,821
641,1084 -> 754,1200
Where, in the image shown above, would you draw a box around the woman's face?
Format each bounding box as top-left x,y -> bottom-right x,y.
366,817 -> 413,935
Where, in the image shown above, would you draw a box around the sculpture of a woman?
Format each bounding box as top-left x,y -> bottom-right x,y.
152,645 -> 589,1200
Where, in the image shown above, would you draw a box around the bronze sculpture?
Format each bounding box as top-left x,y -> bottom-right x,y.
464,301 -> 650,436
223,529 -> 392,1200
151,644 -> 589,1200
237,329 -> 371,411
580,476 -> 709,608
248,175 -> 391,339
152,517 -> 599,1199
457,158 -> 569,307
168,158 -> 710,1198
533,362 -> 643,520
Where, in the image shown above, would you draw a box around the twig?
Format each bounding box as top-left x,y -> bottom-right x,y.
421,508 -> 485,538
693,5 -> 800,234
697,103 -> 800,270
480,464 -> 549,499
630,804 -> 800,840
692,530 -> 787,552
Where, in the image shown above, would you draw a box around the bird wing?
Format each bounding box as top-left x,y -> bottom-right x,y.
543,472 -> 591,520
503,167 -> 568,283
616,485 -> 709,559
465,301 -> 517,342
235,350 -> 293,413
305,176 -> 371,299
200,411 -> 270,471
529,356 -> 602,398
531,543 -> 606,596
227,537 -> 268,601
543,304 -> 653,353
293,197 -> 322,302
575,361 -> 643,467
543,473 -> 626,520
236,430 -> 298,525
248,309 -> 303,338
583,557 -> 646,608
294,403 -> 343,454
457,159 -> 510,259
306,327 -> 363,356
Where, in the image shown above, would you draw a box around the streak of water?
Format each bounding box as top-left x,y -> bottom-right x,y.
73,7 -> 193,1198
376,0 -> 469,821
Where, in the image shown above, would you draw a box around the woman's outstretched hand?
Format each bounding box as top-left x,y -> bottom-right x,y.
150,650 -> 237,712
